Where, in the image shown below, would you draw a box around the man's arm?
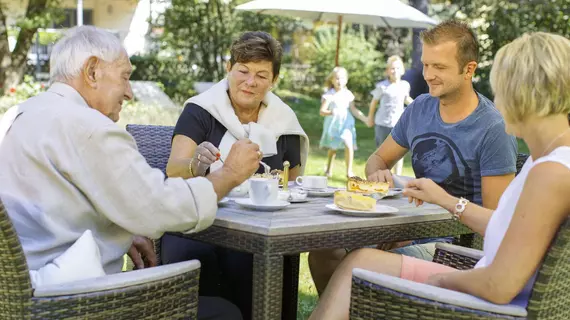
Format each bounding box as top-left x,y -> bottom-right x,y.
365,135 -> 408,185
481,174 -> 515,209
478,120 -> 518,209
75,124 -> 259,239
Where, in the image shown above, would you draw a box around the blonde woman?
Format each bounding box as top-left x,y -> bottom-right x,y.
310,32 -> 570,320
319,67 -> 368,177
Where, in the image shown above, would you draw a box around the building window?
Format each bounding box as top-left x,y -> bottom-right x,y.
53,8 -> 94,28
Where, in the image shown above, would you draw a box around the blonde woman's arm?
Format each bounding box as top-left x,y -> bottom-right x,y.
403,178 -> 494,235
428,162 -> 570,304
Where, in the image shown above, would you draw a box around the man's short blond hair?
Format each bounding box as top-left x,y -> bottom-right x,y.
420,20 -> 479,70
490,32 -> 570,123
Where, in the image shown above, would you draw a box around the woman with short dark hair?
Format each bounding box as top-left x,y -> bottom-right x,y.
164,31 -> 309,319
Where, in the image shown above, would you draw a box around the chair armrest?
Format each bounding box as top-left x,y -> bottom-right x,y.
433,243 -> 483,270
436,243 -> 484,260
33,260 -> 200,297
352,268 -> 527,318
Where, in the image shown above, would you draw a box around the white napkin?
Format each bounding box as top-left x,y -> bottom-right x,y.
29,230 -> 106,288
246,122 -> 277,157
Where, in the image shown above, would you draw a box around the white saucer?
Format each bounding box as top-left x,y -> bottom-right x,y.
302,187 -> 340,197
235,198 -> 290,211
325,204 -> 399,217
218,197 -> 230,204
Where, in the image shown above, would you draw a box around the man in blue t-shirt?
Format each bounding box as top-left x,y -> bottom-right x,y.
365,21 -> 517,256
308,20 -> 517,296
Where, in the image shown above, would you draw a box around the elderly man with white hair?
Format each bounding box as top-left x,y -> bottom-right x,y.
0,26 -> 259,319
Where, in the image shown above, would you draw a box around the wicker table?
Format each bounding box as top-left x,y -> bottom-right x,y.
182,195 -> 473,320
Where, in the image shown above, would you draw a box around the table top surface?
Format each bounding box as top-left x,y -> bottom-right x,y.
213,192 -> 452,236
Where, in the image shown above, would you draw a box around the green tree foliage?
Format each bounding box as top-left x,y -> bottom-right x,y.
134,0 -> 302,101
129,55 -> 197,104
156,0 -> 301,82
438,0 -> 570,97
304,27 -> 384,102
0,0 -> 63,92
160,0 -> 235,82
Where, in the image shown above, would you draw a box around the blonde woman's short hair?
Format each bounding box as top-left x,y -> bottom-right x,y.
490,32 -> 570,123
325,66 -> 348,89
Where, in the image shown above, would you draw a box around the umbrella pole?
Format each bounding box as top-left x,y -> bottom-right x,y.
335,15 -> 343,66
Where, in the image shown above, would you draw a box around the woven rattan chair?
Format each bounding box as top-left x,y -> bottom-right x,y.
0,197 -> 201,319
126,124 -> 175,264
126,124 -> 174,176
350,217 -> 569,319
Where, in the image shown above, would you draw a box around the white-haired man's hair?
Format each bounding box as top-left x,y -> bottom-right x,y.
50,26 -> 125,83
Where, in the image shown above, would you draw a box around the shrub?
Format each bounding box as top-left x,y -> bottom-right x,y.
302,27 -> 385,103
0,75 -> 47,113
130,55 -> 197,105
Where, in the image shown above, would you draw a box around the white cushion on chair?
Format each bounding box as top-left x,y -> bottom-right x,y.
34,260 -> 201,297
30,230 -> 106,288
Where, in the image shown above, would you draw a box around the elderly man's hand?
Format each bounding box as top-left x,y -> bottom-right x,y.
128,236 -> 157,269
223,139 -> 262,184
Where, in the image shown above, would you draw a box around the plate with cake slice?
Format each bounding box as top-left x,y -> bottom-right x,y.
327,190 -> 399,217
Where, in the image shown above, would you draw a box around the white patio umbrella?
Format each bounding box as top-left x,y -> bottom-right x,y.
236,0 -> 438,66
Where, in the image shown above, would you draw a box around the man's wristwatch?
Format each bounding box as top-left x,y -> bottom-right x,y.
452,197 -> 469,221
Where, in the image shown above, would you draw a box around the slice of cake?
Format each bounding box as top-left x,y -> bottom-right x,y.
347,176 -> 389,194
334,191 -> 376,211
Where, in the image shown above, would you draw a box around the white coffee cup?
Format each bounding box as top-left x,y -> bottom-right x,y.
249,178 -> 279,205
295,176 -> 328,190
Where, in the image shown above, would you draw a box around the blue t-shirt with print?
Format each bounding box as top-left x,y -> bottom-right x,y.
391,93 -> 517,244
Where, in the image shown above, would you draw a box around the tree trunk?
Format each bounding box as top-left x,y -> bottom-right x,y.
0,0 -> 50,92
0,6 -> 11,88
